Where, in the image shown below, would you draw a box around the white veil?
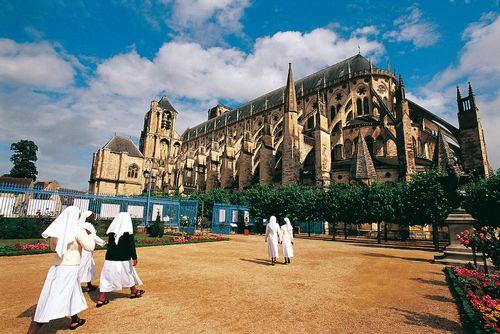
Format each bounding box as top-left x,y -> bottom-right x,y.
106,212 -> 133,245
41,206 -> 81,258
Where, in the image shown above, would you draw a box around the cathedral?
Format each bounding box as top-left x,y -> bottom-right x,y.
88,54 -> 491,196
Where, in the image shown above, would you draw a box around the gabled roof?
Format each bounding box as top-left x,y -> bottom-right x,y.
158,96 -> 178,114
182,54 -> 373,140
102,136 -> 144,158
434,129 -> 461,175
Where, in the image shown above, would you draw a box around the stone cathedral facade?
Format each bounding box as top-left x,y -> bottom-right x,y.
89,54 -> 491,196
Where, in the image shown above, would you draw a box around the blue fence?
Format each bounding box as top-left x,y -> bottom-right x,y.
0,184 -> 197,228
212,203 -> 250,234
297,221 -> 325,235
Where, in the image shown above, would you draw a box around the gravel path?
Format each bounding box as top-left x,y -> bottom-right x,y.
0,235 -> 463,334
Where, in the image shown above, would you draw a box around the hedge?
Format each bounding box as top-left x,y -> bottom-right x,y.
0,217 -> 141,240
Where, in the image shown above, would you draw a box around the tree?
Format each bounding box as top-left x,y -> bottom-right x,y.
318,183 -> 346,240
9,140 -> 38,180
364,182 -> 395,244
336,183 -> 366,240
403,170 -> 452,250
462,170 -> 500,228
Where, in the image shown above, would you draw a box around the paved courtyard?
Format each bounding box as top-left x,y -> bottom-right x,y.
0,235 -> 462,333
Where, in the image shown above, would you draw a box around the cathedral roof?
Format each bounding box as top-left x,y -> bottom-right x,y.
183,54 -> 373,140
158,96 -> 178,114
102,135 -> 144,158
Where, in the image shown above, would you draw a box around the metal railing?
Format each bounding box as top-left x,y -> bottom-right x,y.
0,183 -> 198,227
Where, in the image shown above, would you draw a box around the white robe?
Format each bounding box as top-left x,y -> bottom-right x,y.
265,219 -> 282,259
78,250 -> 96,283
99,260 -> 143,292
281,224 -> 294,258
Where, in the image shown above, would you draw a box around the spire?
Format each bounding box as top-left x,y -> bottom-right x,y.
348,62 -> 352,78
456,86 -> 462,100
386,59 -> 391,72
369,58 -> 373,72
468,82 -> 474,96
350,131 -> 377,181
284,63 -> 297,113
434,129 -> 461,175
399,74 -> 404,87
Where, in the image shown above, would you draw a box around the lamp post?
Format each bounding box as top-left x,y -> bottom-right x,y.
143,167 -> 156,228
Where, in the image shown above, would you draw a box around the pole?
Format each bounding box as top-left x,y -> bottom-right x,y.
144,169 -> 152,228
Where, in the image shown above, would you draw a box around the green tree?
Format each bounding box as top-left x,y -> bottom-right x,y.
336,183 -> 366,239
364,182 -> 399,243
462,170 -> 500,228
318,183 -> 346,240
403,170 -> 452,250
9,140 -> 38,180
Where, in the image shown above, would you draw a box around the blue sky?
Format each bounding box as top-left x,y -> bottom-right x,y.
0,0 -> 499,189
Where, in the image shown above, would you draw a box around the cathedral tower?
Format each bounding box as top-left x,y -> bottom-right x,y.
457,83 -> 491,177
394,76 -> 416,180
139,96 -> 182,192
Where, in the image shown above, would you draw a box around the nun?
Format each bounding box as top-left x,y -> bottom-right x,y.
97,212 -> 144,307
79,211 -> 106,292
265,215 -> 282,266
27,206 -> 96,334
280,218 -> 294,264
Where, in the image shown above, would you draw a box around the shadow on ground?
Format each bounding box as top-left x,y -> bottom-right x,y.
424,294 -> 455,303
240,258 -> 273,266
362,252 -> 434,264
18,306 -> 70,334
411,277 -> 448,286
391,308 -> 463,333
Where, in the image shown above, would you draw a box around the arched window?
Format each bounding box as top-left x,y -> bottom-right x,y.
356,98 -> 362,116
344,140 -> 353,158
333,144 -> 343,160
363,97 -> 370,114
330,106 -> 335,122
160,139 -> 169,160
332,121 -> 341,133
346,111 -> 353,121
386,139 -> 397,156
161,111 -> 172,130
128,164 -> 139,178
337,103 -> 342,114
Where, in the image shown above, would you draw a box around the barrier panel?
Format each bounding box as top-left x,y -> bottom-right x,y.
212,203 -> 250,234
0,184 -> 197,229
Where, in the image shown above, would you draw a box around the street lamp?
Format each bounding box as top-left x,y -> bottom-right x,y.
143,167 -> 156,227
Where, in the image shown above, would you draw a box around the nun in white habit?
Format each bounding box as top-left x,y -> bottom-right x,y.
97,212 -> 143,307
27,206 -> 95,334
265,216 -> 282,266
78,211 -> 106,292
281,218 -> 294,264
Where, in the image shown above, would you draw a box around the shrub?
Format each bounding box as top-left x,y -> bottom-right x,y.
0,217 -> 52,239
147,216 -> 164,238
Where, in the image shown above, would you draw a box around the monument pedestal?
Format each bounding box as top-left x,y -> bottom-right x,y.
434,210 -> 480,266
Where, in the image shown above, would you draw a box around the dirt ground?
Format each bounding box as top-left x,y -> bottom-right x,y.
0,235 -> 462,334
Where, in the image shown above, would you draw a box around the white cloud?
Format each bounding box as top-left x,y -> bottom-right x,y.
407,13 -> 500,169
384,7 -> 440,48
166,0 -> 250,45
0,39 -> 76,89
0,27 -> 385,188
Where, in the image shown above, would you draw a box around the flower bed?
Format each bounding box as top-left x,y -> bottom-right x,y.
0,242 -> 51,256
445,265 -> 500,333
137,233 -> 227,247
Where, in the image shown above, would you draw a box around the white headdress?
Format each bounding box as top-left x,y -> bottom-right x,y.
41,206 -> 81,258
106,212 -> 133,245
269,216 -> 277,225
79,211 -> 105,247
284,217 -> 293,232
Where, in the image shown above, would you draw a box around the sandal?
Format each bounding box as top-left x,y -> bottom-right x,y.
69,318 -> 86,330
83,285 -> 97,293
130,290 -> 145,299
96,299 -> 109,308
